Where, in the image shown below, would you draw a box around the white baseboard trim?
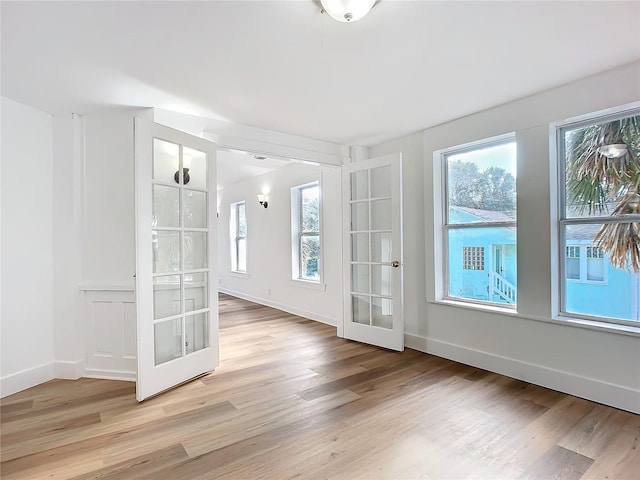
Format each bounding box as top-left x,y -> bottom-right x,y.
405,333 -> 640,414
219,288 -> 337,327
54,360 -> 84,380
1,362 -> 55,398
83,369 -> 136,382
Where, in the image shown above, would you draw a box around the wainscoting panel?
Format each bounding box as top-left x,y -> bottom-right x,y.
82,289 -> 136,380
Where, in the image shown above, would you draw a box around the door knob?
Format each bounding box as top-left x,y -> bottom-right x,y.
390,260 -> 400,268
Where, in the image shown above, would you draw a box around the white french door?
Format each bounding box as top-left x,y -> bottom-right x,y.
134,118 -> 218,401
342,153 -> 404,351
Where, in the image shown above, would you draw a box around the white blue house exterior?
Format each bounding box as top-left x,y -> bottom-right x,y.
448,207 -> 639,322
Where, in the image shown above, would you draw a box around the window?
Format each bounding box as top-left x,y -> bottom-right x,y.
230,201 -> 246,272
463,247 -> 485,270
565,244 -> 606,283
556,106 -> 640,324
441,135 -> 517,306
291,182 -> 321,281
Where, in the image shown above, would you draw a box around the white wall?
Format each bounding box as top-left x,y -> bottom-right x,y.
218,163 -> 342,326
370,62 -> 640,413
83,109 -> 150,288
1,97 -> 56,396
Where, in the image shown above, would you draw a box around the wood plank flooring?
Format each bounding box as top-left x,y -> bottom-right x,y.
1,293 -> 638,479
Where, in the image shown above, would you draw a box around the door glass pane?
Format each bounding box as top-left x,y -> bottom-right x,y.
371,199 -> 391,230
351,295 -> 371,325
351,170 -> 368,200
351,202 -> 369,231
185,272 -> 208,312
153,185 -> 179,228
183,147 -> 207,190
153,230 -> 180,273
351,264 -> 369,294
372,297 -> 393,329
351,233 -> 369,262
153,275 -> 181,319
184,231 -> 207,270
371,166 -> 391,198
372,265 -> 392,296
153,139 -> 180,184
183,190 -> 207,228
185,313 -> 209,355
154,318 -> 182,365
371,232 -> 392,263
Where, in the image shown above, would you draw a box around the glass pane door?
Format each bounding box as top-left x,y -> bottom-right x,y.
349,165 -> 394,329
342,154 -> 403,351
152,139 -> 210,365
135,118 -> 218,402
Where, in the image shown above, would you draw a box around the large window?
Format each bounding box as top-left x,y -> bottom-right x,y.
230,201 -> 246,273
557,107 -> 640,324
291,182 -> 321,281
441,136 -> 517,307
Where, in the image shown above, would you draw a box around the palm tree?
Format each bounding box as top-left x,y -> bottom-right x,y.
565,115 -> 640,272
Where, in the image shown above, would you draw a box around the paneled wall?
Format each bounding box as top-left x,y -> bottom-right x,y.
82,290 -> 137,380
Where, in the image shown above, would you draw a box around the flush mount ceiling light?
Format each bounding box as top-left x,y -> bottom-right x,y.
597,143 -> 628,159
320,0 -> 376,22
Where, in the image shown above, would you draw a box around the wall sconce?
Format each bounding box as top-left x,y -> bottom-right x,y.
257,194 -> 268,208
174,155 -> 191,185
174,167 -> 190,185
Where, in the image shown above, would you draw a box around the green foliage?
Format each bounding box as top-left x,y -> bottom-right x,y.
448,161 -> 516,212
565,115 -> 640,272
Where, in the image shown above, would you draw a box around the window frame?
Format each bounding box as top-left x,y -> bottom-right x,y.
554,104 -> 640,327
229,201 -> 247,273
439,133 -> 517,309
291,181 -> 322,283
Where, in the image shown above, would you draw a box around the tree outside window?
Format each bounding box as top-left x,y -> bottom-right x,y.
559,108 -> 640,323
292,182 -> 321,281
443,137 -> 517,307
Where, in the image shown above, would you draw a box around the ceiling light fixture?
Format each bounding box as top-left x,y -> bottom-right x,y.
320,0 -> 376,23
597,143 -> 628,159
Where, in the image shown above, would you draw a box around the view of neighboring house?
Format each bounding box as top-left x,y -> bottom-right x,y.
448,206 -> 516,305
449,206 -> 640,321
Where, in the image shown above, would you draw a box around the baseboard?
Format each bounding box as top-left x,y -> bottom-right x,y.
83,369 -> 136,382
1,362 -> 55,398
219,288 -> 337,327
405,333 -> 640,414
54,360 -> 84,380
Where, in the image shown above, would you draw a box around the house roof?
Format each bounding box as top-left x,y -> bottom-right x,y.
454,206 -> 515,223
453,206 -> 617,242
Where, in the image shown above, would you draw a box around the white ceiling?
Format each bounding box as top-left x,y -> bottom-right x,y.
2,0 -> 640,148
216,149 -> 291,189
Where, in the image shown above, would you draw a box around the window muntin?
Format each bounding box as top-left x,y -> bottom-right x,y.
557,108 -> 640,325
230,201 -> 246,273
443,137 -> 517,307
292,182 -> 321,282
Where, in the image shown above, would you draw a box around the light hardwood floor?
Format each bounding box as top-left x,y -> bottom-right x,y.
1,293 -> 639,479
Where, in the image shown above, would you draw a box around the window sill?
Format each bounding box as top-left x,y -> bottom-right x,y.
291,279 -> 326,291
428,299 -> 640,337
230,271 -> 250,279
432,298 -> 517,316
550,315 -> 640,337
